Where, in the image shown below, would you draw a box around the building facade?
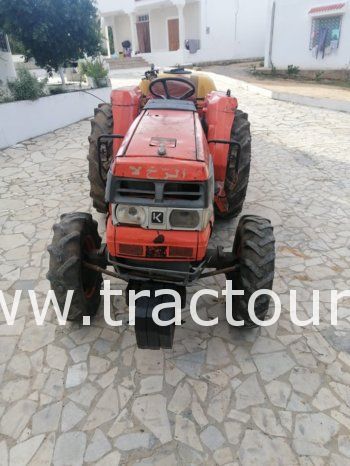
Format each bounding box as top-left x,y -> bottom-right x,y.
265,0 -> 350,69
98,0 -> 269,66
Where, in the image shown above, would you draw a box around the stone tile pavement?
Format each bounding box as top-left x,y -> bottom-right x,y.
0,73 -> 350,465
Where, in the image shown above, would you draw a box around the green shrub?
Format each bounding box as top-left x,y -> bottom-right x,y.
250,64 -> 257,75
315,71 -> 325,82
79,58 -> 108,87
49,85 -> 67,95
7,67 -> 47,101
287,65 -> 300,76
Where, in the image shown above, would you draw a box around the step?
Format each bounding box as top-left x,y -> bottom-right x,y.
107,56 -> 149,70
107,58 -> 147,63
109,63 -> 148,70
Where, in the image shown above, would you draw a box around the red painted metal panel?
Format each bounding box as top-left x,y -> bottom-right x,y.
309,3 -> 345,14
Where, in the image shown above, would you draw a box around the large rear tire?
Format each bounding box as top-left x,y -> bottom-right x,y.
47,213 -> 103,321
216,109 -> 251,220
226,215 -> 275,327
88,104 -> 113,214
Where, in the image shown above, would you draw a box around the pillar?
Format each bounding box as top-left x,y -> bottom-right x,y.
129,13 -> 139,54
176,3 -> 186,51
101,17 -> 111,57
112,16 -> 119,55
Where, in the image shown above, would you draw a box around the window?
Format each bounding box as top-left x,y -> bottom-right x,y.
310,15 -> 342,50
0,31 -> 9,52
138,14 -> 149,23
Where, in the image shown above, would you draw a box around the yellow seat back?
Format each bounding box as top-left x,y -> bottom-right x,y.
139,70 -> 216,100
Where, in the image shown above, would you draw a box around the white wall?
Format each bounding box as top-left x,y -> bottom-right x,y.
98,0 -> 132,15
0,88 -> 111,149
192,0 -> 269,62
265,0 -> 350,69
184,2 -> 201,40
114,14 -> 132,54
150,6 -> 178,52
143,50 -> 186,66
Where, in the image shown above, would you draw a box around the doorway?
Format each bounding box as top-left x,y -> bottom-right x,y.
136,14 -> 151,53
168,18 -> 180,51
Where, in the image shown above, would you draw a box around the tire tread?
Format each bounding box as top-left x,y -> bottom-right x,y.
226,215 -> 276,327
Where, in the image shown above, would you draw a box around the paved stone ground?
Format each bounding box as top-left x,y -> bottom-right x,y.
0,73 -> 350,465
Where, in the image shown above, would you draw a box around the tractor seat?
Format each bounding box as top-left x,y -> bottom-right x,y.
139,70 -> 217,102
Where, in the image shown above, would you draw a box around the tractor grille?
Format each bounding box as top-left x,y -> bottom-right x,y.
163,183 -> 202,201
107,176 -> 209,208
169,246 -> 193,258
118,180 -> 155,199
119,244 -> 143,256
117,244 -> 194,259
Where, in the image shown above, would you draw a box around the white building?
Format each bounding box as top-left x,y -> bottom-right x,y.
265,0 -> 350,69
98,0 -> 269,66
0,32 -> 16,86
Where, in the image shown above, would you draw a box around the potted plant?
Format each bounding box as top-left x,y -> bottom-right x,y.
79,57 -> 109,88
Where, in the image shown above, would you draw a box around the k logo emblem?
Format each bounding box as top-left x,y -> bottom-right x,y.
151,211 -> 164,224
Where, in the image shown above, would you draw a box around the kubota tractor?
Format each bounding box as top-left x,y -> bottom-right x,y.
47,66 -> 275,349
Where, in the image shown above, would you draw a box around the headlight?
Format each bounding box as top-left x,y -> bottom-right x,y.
116,205 -> 146,225
113,205 -> 212,230
169,210 -> 200,229
202,206 -> 213,229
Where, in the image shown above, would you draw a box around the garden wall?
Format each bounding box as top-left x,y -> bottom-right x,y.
0,87 -> 111,149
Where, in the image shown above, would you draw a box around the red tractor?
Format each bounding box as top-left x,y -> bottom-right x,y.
47,67 -> 275,349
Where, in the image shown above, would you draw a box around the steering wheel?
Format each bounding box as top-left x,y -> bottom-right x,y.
149,77 -> 196,100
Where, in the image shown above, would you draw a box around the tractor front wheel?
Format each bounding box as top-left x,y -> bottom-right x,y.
88,103 -> 113,213
47,212 -> 103,321
226,215 -> 275,327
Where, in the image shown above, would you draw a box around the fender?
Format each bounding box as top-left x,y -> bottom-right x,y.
111,86 -> 142,154
203,91 -> 237,181
203,91 -> 238,213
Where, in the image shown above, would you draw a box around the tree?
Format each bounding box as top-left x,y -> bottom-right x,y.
0,0 -> 104,83
7,35 -> 26,55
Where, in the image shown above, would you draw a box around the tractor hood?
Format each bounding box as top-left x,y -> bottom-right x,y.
126,107 -> 201,161
112,103 -> 210,182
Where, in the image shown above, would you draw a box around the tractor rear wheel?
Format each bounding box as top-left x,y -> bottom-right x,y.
226,215 -> 275,327
88,103 -> 113,213
47,212 -> 103,321
216,109 -> 251,219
